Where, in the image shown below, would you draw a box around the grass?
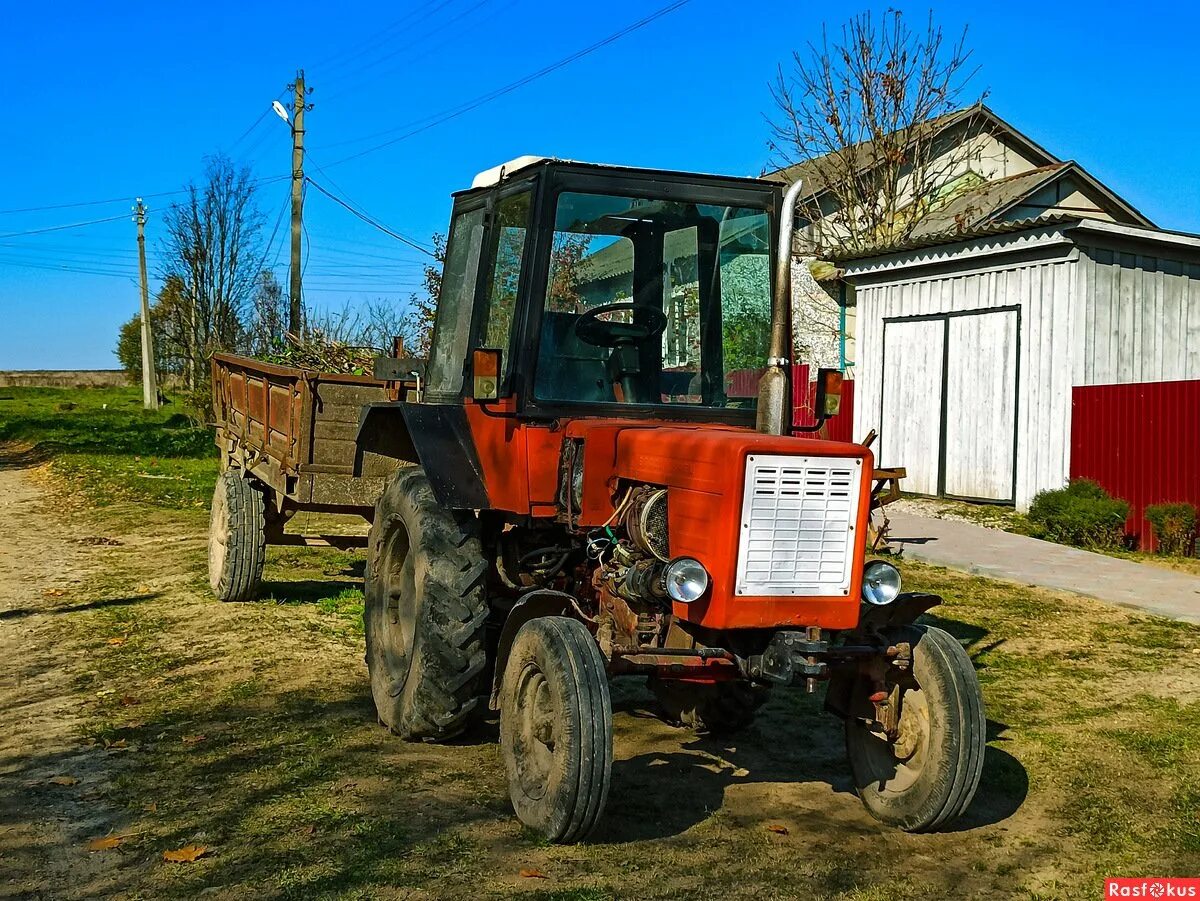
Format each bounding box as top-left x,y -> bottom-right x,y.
0,385 -> 217,507
6,387 -> 1200,899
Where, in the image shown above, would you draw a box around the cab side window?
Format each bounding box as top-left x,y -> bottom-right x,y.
478,191 -> 532,358
425,206 -> 486,399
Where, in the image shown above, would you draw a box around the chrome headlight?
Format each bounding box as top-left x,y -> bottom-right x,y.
664,557 -> 709,603
862,560 -> 901,606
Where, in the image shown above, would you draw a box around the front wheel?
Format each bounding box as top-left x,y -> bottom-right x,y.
499,617 -> 612,844
845,624 -> 986,832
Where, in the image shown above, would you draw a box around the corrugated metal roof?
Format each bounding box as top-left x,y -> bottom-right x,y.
907,164 -> 1069,237
832,215 -> 1200,264
828,213 -> 1081,261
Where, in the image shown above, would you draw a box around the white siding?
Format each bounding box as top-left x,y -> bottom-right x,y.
1076,247 -> 1200,385
851,253 -> 1076,510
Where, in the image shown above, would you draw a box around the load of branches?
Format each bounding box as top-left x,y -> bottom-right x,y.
257,330 -> 379,375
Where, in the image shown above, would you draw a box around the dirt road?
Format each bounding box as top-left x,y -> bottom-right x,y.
0,450 -> 132,898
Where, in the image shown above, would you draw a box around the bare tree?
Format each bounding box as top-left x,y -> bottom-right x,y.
400,233 -> 444,358
160,155 -> 265,388
767,10 -> 985,256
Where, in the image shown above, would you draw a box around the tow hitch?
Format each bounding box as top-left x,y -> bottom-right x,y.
748,629 -> 913,694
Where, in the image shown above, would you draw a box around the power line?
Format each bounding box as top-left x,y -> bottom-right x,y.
316,1 -> 692,165
0,192 -> 184,216
0,257 -> 139,279
322,0 -> 494,102
305,177 -> 436,256
313,0 -> 456,75
0,214 -> 129,240
0,175 -> 288,219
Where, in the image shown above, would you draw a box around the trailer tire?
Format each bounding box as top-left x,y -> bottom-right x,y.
500,616 -> 612,844
845,624 -> 986,832
649,679 -> 769,735
364,466 -> 489,742
208,469 -> 267,602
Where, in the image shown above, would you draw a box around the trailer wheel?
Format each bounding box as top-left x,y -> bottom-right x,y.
364,467 -> 488,742
500,617 -> 612,844
208,469 -> 266,602
649,679 -> 769,735
845,624 -> 986,832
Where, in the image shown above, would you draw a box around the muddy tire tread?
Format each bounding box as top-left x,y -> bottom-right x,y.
364,466 -> 489,742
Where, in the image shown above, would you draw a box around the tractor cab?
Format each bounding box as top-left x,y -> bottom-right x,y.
422,157 -> 782,423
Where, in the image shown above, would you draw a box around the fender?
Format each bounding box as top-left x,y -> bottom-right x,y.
356,402 -> 489,509
489,589 -> 581,709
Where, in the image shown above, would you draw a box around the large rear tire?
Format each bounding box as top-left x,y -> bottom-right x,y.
845,624 -> 986,832
649,679 -> 769,735
363,466 -> 489,742
500,617 -> 612,844
208,469 -> 266,602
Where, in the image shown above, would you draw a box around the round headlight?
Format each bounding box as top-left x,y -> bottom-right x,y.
862,560 -> 902,606
664,557 -> 709,603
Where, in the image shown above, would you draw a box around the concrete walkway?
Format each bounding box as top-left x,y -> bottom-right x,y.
886,510 -> 1200,624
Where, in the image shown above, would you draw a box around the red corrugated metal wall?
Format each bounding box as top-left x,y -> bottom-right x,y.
725,365 -> 857,442
1070,379 -> 1200,550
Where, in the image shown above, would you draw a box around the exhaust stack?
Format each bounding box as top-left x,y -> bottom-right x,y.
756,179 -> 805,435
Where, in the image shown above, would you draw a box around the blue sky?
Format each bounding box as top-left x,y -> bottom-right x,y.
2,0 -> 1198,370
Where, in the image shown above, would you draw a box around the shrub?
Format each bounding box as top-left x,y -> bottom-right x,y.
1027,479 -> 1129,550
1144,502 -> 1198,556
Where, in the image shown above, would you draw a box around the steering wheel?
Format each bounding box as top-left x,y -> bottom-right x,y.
574,302 -> 668,348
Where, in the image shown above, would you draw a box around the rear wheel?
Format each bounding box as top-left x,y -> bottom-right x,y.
650,679 -> 769,735
208,469 -> 266,602
500,617 -> 612,844
363,466 -> 489,742
845,624 -> 986,832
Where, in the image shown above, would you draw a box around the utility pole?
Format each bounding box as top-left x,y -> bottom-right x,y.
134,199 -> 160,410
288,69 -> 309,337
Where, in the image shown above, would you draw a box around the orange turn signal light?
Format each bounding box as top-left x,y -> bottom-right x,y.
472,348 -> 501,400
816,368 -> 843,418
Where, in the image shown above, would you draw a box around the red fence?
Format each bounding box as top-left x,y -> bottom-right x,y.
725,365 -> 856,443
1071,379 -> 1200,550
792,364 -> 856,443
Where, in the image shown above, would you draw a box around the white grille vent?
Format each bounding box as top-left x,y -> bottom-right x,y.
735,455 -> 862,597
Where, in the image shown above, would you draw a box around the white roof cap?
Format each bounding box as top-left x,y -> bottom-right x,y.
470,155 -> 548,189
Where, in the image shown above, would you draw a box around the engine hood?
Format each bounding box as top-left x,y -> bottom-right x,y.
613,425 -> 870,494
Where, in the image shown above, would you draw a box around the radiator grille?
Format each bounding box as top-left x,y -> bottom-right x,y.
735,455 -> 862,597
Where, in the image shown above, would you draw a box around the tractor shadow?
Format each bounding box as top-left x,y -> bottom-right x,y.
597,612 -> 1026,843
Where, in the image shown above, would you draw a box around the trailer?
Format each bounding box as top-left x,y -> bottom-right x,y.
207,352 -> 415,600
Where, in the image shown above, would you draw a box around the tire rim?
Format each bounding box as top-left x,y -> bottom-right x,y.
379,524 -> 417,697
855,681 -> 930,795
511,662 -> 557,801
208,481 -> 229,590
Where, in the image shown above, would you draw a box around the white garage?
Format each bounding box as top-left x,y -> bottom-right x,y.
841,216 -> 1200,510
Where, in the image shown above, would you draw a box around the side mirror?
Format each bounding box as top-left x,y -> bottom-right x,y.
814,368 -> 843,418
471,348 -> 502,401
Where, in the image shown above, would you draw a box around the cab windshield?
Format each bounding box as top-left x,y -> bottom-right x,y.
533,191 -> 772,410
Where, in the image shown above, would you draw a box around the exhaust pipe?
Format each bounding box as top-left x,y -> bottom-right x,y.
756,179 -> 805,435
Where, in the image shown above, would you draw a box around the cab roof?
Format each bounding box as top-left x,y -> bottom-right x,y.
455,156 -> 782,197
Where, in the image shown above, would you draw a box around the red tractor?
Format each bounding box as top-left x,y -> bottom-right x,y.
213,156 -> 985,843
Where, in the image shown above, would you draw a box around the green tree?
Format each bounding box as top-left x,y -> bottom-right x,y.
115,275 -> 189,384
